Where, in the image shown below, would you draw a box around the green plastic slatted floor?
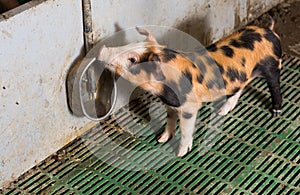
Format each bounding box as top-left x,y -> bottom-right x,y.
2,54 -> 300,194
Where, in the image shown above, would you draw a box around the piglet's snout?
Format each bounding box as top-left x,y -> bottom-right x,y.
97,45 -> 125,65
97,45 -> 119,73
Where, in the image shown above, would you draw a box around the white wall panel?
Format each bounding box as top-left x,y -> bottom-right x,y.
0,0 -> 88,187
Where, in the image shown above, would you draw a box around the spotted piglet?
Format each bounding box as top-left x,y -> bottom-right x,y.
98,19 -> 282,157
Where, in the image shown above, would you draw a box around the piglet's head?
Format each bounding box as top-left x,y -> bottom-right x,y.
97,27 -> 165,85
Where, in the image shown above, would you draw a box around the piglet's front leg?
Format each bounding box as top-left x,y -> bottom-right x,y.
158,106 -> 178,143
177,108 -> 198,157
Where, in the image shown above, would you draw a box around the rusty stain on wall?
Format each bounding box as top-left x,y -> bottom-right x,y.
1,29 -> 11,38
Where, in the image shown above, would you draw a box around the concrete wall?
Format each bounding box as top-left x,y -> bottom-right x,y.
0,0 -> 282,188
0,0 -> 89,187
92,0 -> 282,44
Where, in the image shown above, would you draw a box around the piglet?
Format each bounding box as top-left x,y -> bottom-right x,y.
98,20 -> 282,157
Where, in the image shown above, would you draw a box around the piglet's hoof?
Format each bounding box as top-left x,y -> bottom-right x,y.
157,134 -> 170,143
157,130 -> 174,143
272,109 -> 281,117
177,143 -> 192,157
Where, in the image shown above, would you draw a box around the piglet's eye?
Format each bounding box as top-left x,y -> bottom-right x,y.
128,57 -> 137,64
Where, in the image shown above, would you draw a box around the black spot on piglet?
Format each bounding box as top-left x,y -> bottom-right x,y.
221,46 -> 234,57
229,39 -> 242,48
206,44 -> 218,52
162,48 -> 178,62
226,68 -> 247,82
159,82 -> 181,107
158,70 -> 193,107
238,29 -> 262,50
232,87 -> 241,94
182,112 -> 193,119
241,57 -> 246,67
197,74 -> 204,84
230,28 -> 263,51
264,28 -> 282,58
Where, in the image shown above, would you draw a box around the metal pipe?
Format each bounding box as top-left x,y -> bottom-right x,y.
80,0 -> 117,120
82,0 -> 96,99
82,0 -> 93,52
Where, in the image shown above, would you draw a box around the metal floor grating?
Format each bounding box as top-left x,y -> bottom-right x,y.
2,54 -> 300,195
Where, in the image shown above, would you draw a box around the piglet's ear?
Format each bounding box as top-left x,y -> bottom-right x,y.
136,26 -> 158,44
148,53 -> 165,81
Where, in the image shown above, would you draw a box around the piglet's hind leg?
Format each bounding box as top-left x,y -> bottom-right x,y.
217,89 -> 243,116
266,64 -> 282,116
255,57 -> 282,116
